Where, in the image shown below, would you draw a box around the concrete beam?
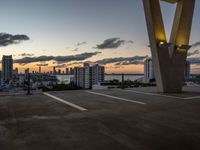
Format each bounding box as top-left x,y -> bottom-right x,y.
143,0 -> 195,93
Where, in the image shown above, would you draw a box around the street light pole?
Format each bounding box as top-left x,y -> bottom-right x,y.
27,73 -> 31,95
121,73 -> 125,89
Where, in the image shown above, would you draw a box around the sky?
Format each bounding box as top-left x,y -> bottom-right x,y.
0,0 -> 199,74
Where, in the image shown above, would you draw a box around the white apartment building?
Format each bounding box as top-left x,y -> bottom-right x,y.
2,55 -> 13,83
74,63 -> 105,89
144,58 -> 191,83
184,61 -> 190,81
144,58 -> 155,83
91,64 -> 105,85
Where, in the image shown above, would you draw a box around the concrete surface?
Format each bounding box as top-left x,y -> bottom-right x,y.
143,0 -> 195,92
0,87 -> 200,150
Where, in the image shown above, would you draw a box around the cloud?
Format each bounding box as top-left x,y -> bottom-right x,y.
115,60 -> 143,66
52,64 -> 67,68
65,55 -> 148,67
187,50 -> 200,57
0,33 -> 29,47
36,63 -> 49,67
18,53 -> 34,57
54,52 -> 101,64
15,52 -> 101,64
77,42 -> 87,46
95,55 -> 148,65
96,38 -> 133,49
15,56 -> 54,64
192,41 -> 200,48
67,61 -> 84,66
72,48 -> 79,51
127,40 -> 134,44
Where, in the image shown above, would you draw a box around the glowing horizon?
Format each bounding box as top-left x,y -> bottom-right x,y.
0,0 -> 199,74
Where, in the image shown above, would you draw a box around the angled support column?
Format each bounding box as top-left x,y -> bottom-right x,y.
143,0 -> 195,93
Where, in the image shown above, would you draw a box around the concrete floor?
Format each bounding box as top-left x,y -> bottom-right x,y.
0,87 -> 200,150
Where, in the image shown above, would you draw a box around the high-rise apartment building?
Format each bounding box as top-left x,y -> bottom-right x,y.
58,69 -> 61,75
91,64 -> 105,85
53,67 -> 56,75
144,58 -> 155,83
25,68 -> 30,79
66,68 -> 69,75
144,58 -> 191,83
39,66 -> 41,73
69,68 -> 74,75
184,61 -> 190,81
74,63 -> 105,89
2,55 -> 13,83
13,68 -> 19,80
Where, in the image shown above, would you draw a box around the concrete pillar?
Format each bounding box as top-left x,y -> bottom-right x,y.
143,0 -> 195,93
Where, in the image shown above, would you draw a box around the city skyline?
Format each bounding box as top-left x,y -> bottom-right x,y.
0,0 -> 200,74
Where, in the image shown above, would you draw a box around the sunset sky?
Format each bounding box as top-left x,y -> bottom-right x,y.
0,0 -> 199,74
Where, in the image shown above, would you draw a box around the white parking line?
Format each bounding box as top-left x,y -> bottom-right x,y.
125,90 -> 183,99
43,92 -> 87,111
86,91 -> 146,105
125,89 -> 200,100
183,96 -> 200,100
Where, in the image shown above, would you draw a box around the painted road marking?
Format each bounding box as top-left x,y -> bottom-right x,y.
43,92 -> 87,111
183,96 -> 200,100
125,89 -> 200,100
125,90 -> 183,99
86,91 -> 146,105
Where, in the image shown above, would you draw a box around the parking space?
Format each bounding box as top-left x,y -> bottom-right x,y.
89,89 -> 181,104
84,88 -> 197,110
44,90 -> 147,111
0,87 -> 200,150
41,88 -> 200,118
0,94 -> 80,125
126,87 -> 200,99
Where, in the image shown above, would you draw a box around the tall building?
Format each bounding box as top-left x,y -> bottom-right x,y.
144,58 -> 155,83
74,63 -> 90,88
58,69 -> 61,75
91,64 -> 105,85
74,67 -> 80,86
66,68 -> 69,75
39,66 -> 41,73
69,68 -> 74,75
2,55 -> 13,83
83,63 -> 90,89
25,68 -> 30,79
144,58 -> 190,83
53,67 -> 56,75
74,63 -> 105,89
184,61 -> 190,81
13,68 -> 19,80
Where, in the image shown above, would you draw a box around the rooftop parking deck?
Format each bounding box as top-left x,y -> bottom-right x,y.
0,87 -> 200,150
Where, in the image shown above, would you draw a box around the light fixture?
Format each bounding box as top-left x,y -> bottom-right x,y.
176,44 -> 191,52
158,41 -> 173,48
159,41 -> 165,45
